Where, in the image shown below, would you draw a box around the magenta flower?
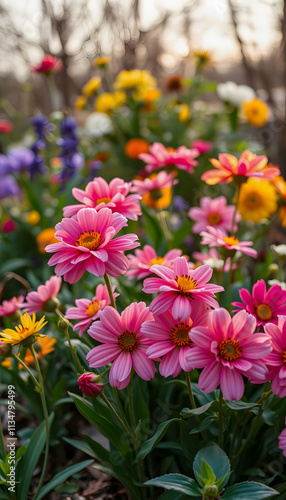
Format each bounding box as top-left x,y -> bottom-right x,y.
0,296 -> 24,317
232,280 -> 286,329
261,317 -> 286,397
46,207 -> 139,284
65,283 -> 119,336
132,170 -> 178,195
126,245 -> 183,280
78,373 -> 103,397
23,276 -> 62,314
139,142 -> 199,174
142,302 -> 209,377
143,256 -> 224,322
31,55 -> 63,74
87,302 -> 155,389
187,309 -> 272,401
188,196 -> 240,234
278,418 -> 286,457
63,177 -> 142,220
200,226 -> 258,258
191,140 -> 213,154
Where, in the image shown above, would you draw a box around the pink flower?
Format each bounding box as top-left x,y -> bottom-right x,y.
63,177 -> 142,221
187,309 -> 272,401
200,226 -> 258,258
23,276 -> 62,314
143,256 -> 224,322
0,296 -> 24,317
142,303 -> 209,377
0,120 -> 13,134
126,245 -> 183,280
193,248 -> 234,273
188,196 -> 240,234
191,140 -> 212,154
2,219 -> 16,233
87,302 -> 155,389
78,373 -> 103,397
65,283 -> 119,336
31,55 -> 63,74
132,170 -> 178,195
46,207 -> 139,284
232,280 -> 286,330
260,317 -> 286,398
139,142 -> 199,174
278,417 -> 286,457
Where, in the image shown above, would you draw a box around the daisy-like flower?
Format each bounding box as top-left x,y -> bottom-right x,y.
0,296 -> 24,317
191,140 -> 213,154
187,309 -> 272,401
200,226 -> 258,258
63,177 -> 141,220
139,142 -> 199,174
201,150 -> 280,185
65,283 -> 119,336
143,256 -> 224,322
278,418 -> 286,457
31,55 -> 63,74
142,303 -> 209,378
87,302 -> 155,389
188,196 -> 240,234
46,207 -> 139,284
23,276 -> 62,314
232,280 -> 286,329
126,245 -> 183,280
237,178 -> 278,222
0,313 -> 47,346
132,171 -> 177,210
261,317 -> 286,398
243,99 -> 268,127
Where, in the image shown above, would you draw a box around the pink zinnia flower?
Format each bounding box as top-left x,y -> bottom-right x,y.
0,120 -> 13,134
188,196 -> 240,234
87,302 -> 155,389
23,276 -> 62,314
78,373 -> 103,397
0,296 -> 24,317
200,226 -> 258,258
278,418 -> 286,457
187,309 -> 272,401
139,142 -> 199,174
260,317 -> 286,398
46,207 -> 139,284
126,245 -> 183,280
191,140 -> 212,154
132,170 -> 178,195
31,55 -> 63,74
65,283 -> 119,336
143,256 -> 224,322
142,302 -> 209,377
63,177 -> 142,220
232,280 -> 286,329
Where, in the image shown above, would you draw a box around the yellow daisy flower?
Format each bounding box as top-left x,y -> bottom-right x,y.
114,69 -> 157,91
82,77 -> 101,97
192,49 -> 212,69
176,103 -> 190,122
93,56 -> 112,67
238,178 -> 278,222
95,91 -> 126,114
0,313 -> 47,346
243,99 -> 268,127
26,210 -> 41,226
75,95 -> 87,110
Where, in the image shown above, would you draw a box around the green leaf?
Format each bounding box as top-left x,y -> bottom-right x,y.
200,460 -> 216,484
193,443 -> 230,489
93,463 -> 142,500
62,437 -> 98,459
20,178 -> 44,216
35,460 -> 93,500
145,474 -> 201,497
224,401 -> 258,411
159,492 -> 192,500
0,492 -> 11,499
0,258 -> 31,275
141,205 -> 165,250
84,435 -> 111,464
222,481 -> 278,499
54,482 -> 78,494
181,401 -> 218,417
137,418 -> 180,460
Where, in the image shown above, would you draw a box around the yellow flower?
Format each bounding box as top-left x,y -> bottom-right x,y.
0,313 -> 47,346
82,77 -> 101,97
95,91 -> 126,113
27,210 -> 41,226
93,56 -> 112,67
75,95 -> 87,110
114,69 -> 157,91
176,104 -> 190,122
192,49 -> 212,68
238,178 -> 278,222
243,99 -> 268,127
2,336 -> 57,369
36,228 -> 58,254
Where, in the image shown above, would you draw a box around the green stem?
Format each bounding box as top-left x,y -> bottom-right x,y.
185,372 -> 208,444
227,257 -> 233,312
55,309 -> 84,373
112,388 -> 130,429
231,184 -> 241,235
100,392 -> 134,439
103,273 -> 116,309
46,74 -> 57,111
232,405 -> 263,462
0,413 -> 6,460
10,353 -> 40,388
218,390 -> 223,448
128,374 -> 137,431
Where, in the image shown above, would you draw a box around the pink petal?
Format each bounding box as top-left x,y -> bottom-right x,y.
172,295 -> 192,322
111,351 -> 132,382
220,366 -> 244,401
198,361 -> 221,393
131,349 -> 155,380
86,343 -> 119,367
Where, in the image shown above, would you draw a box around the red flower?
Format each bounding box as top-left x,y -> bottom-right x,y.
31,55 -> 63,74
0,120 -> 13,134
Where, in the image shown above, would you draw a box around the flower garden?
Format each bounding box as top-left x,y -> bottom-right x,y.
0,51 -> 286,499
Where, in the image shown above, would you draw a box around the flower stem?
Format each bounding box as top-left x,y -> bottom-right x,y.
185,372 -> 208,444
55,309 -> 84,373
99,392 -> 134,439
10,353 -> 40,388
218,390 -> 223,448
0,413 -> 6,460
103,273 -> 116,309
226,257 -> 233,312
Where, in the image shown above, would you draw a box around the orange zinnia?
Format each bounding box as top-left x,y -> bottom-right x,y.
124,138 -> 150,159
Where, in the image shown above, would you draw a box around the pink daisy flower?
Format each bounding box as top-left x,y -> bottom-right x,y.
188,196 -> 240,234
87,302 -> 155,389
142,302 -> 209,378
187,308 -> 272,401
143,256 -> 224,322
278,418 -> 286,457
126,245 -> 183,280
63,177 -> 142,220
46,207 -> 139,284
200,226 -> 258,258
23,276 -> 62,314
191,140 -> 213,154
232,280 -> 286,329
260,317 -> 286,398
132,170 -> 178,195
65,283 -> 119,336
139,142 -> 199,174
0,296 -> 24,317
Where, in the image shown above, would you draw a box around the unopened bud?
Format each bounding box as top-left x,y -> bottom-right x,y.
78,372 -> 103,397
44,297 -> 60,312
203,484 -> 219,498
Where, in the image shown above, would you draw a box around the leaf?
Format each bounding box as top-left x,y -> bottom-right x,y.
20,178 -> 44,216
54,482 -> 78,494
181,401 -> 218,417
62,437 -> 98,459
137,418 -> 180,460
159,492 -> 192,500
224,401 -> 259,411
0,258 -> 31,275
145,474 -> 201,497
189,415 -> 216,435
222,481 -> 278,499
93,463 -> 142,500
193,443 -> 230,489
141,205 -> 165,250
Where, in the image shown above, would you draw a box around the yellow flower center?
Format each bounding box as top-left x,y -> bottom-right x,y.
85,300 -> 100,317
75,231 -> 101,251
218,339 -> 242,362
176,275 -> 197,293
222,236 -> 239,246
207,212 -> 222,225
169,323 -> 192,347
150,257 -> 166,266
256,303 -> 272,321
118,330 -> 138,352
95,197 -> 112,206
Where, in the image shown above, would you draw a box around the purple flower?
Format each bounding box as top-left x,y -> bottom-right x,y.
0,176 -> 20,199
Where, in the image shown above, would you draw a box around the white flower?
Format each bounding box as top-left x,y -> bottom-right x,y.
217,81 -> 255,107
268,279 -> 286,291
271,244 -> 286,258
84,112 -> 113,138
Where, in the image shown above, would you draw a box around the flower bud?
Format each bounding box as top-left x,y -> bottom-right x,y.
0,342 -> 12,358
78,373 -> 103,397
203,484 -> 219,498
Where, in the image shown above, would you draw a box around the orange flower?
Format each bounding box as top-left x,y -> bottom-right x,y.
124,138 -> 150,159
2,336 -> 57,369
243,99 -> 268,127
36,228 -> 58,254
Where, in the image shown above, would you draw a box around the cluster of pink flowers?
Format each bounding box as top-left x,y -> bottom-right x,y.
139,142 -> 199,174
126,245 -> 183,280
